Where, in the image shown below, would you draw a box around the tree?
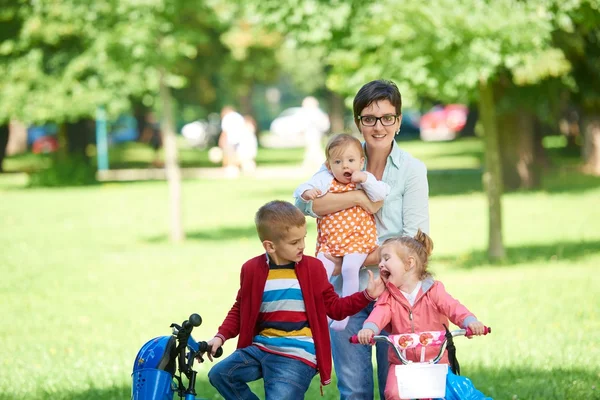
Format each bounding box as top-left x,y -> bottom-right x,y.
0,0 -> 227,241
250,0 -> 573,260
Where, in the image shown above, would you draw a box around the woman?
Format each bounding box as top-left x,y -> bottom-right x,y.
295,79 -> 430,399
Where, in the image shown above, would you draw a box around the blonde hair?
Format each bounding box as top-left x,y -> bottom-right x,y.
325,133 -> 364,161
255,200 -> 306,242
381,229 -> 434,280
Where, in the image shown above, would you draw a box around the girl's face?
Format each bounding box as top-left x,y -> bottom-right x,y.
326,144 -> 365,184
356,100 -> 401,152
378,244 -> 413,287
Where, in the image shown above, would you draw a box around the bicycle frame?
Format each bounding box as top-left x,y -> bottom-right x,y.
132,314 -> 222,400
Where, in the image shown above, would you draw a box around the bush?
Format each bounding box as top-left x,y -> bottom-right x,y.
28,155 -> 97,187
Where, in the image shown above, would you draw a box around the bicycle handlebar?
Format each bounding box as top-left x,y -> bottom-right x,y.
349,326 -> 491,365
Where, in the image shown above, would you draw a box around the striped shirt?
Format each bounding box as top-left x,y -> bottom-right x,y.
252,261 -> 316,368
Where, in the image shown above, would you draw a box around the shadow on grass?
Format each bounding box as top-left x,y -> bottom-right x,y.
436,240 -> 600,269
540,168 -> 600,195
428,169 -> 483,197
34,365 -> 596,400
147,225 -> 257,243
465,366 -> 598,400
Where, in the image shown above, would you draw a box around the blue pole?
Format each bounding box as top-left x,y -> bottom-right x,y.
95,106 -> 109,171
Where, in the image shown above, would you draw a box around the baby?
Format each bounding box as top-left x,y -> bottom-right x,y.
294,133 -> 390,330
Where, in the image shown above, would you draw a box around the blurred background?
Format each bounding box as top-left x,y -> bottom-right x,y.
1,1 -> 599,399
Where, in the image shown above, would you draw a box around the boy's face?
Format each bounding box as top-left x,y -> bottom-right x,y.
326,145 -> 365,184
265,224 -> 307,265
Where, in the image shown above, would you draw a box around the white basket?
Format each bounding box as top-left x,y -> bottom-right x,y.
395,363 -> 448,399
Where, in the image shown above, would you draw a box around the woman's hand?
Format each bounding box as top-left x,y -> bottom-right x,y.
355,190 -> 383,214
357,328 -> 375,345
366,269 -> 385,299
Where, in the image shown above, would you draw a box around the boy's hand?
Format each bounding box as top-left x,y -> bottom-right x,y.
366,269 -> 385,299
301,188 -> 322,201
203,337 -> 224,362
467,321 -> 485,336
357,328 -> 375,345
351,170 -> 367,183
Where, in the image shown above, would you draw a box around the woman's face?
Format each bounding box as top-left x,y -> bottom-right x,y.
356,100 -> 401,152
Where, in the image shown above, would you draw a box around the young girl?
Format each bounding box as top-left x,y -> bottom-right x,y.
357,229 -> 486,399
294,133 -> 390,330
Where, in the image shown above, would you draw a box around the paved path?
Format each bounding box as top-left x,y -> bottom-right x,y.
96,166 -> 312,182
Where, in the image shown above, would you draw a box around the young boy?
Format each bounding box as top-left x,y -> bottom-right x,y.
203,200 -> 385,399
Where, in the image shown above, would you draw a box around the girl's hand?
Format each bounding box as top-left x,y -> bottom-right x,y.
366,269 -> 385,299
467,321 -> 485,336
357,328 -> 375,345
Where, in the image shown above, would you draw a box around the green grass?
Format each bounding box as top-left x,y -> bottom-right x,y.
1,138 -> 599,400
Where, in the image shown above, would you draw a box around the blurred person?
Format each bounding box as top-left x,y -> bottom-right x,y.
294,133 -> 390,331
294,79 -> 430,399
357,230 -> 486,399
301,96 -> 330,170
237,114 -> 258,174
140,112 -> 162,167
201,200 -> 386,399
218,106 -> 245,177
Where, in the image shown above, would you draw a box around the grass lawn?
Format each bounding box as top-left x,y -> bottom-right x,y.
1,138 -> 599,400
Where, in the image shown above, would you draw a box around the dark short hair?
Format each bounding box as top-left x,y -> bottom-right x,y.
353,80 -> 402,121
255,200 -> 306,242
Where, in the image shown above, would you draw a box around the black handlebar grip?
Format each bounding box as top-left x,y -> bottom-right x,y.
214,346 -> 223,358
189,313 -> 202,327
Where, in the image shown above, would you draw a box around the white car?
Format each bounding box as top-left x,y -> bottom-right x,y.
261,107 -> 306,148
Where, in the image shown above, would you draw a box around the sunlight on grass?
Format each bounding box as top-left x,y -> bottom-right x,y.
1,139 -> 599,400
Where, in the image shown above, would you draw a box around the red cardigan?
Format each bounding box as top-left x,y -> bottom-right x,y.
215,253 -> 374,386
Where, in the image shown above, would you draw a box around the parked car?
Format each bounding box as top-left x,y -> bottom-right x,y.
262,107 -> 307,148
419,104 -> 468,141
109,114 -> 139,144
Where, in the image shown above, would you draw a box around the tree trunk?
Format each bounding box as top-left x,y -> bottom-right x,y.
0,125 -> 9,173
7,120 -> 27,156
66,119 -> 94,163
478,80 -> 505,261
239,86 -> 254,116
159,70 -> 185,242
498,110 -> 541,190
582,114 -> 600,176
328,91 -> 345,133
515,111 -> 541,189
498,111 -> 520,190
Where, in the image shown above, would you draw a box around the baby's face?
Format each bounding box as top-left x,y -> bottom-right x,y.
326,145 -> 364,184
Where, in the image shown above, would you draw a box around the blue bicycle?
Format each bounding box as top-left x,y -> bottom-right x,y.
131,314 -> 223,400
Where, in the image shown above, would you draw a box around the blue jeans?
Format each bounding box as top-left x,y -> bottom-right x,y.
330,302 -> 389,400
208,345 -> 316,400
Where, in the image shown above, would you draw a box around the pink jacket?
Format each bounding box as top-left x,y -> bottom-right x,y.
363,277 -> 477,365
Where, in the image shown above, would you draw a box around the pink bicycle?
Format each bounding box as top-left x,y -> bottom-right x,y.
350,326 -> 491,400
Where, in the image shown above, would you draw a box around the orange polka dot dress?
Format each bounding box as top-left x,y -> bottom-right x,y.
316,179 -> 378,257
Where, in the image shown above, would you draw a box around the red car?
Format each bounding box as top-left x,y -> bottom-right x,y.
419,104 -> 468,141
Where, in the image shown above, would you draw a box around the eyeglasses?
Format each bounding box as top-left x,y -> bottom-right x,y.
358,114 -> 399,127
